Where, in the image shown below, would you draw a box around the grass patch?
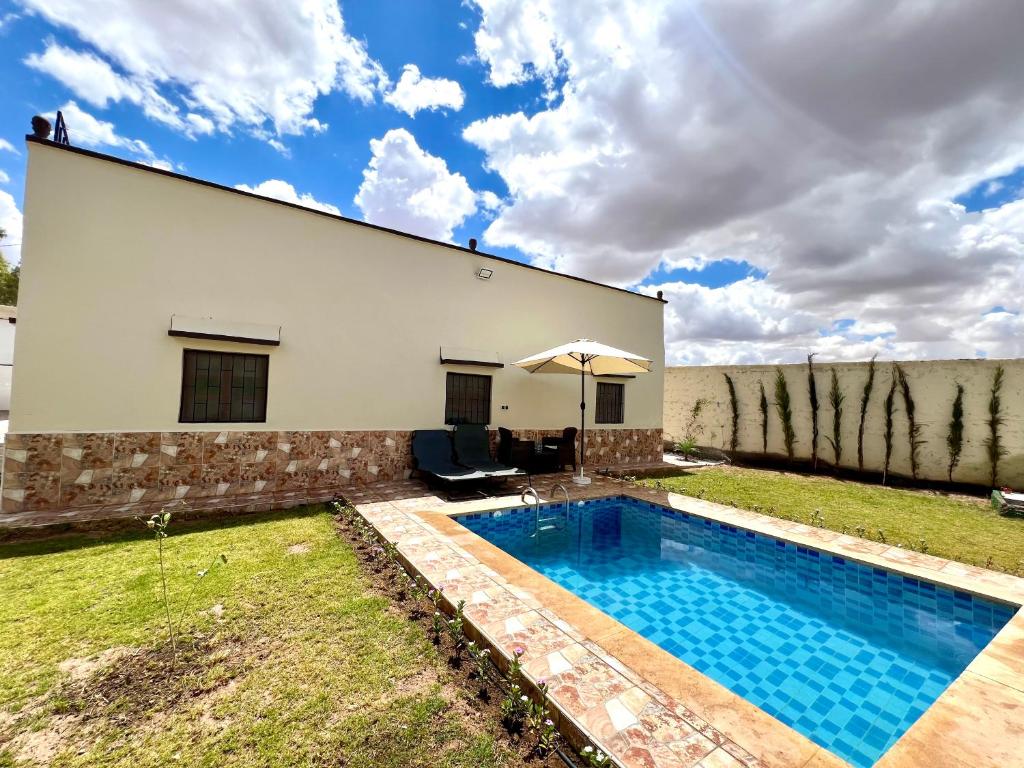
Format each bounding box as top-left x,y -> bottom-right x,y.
0,508 -> 523,768
641,466 -> 1024,573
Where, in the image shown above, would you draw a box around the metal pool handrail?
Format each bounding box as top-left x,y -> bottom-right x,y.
550,483 -> 569,518
522,487 -> 541,537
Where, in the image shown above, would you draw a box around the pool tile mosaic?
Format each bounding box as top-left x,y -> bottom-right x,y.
457,496 -> 1018,768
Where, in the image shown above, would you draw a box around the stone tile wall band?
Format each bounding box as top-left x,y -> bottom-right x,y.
1,428 -> 663,514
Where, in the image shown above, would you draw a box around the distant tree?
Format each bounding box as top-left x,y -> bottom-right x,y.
0,226 -> 18,305
0,254 -> 18,306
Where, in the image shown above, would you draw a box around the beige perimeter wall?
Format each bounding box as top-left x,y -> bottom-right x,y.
2,141 -> 664,517
665,360 -> 1024,487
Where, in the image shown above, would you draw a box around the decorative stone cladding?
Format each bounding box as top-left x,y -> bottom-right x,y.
1,428 -> 662,519
494,428 -> 664,467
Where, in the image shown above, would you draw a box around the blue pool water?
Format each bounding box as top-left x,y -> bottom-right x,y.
457,496 -> 1016,768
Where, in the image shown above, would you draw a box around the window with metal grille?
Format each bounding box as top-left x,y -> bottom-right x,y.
179,350 -> 269,423
595,382 -> 625,424
445,372 -> 492,425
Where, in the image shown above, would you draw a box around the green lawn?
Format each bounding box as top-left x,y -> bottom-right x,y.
642,466 -> 1024,574
0,508 -> 517,768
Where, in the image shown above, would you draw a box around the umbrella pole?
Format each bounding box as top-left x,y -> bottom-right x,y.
573,359 -> 591,485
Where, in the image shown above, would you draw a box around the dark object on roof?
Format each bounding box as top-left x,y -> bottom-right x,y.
453,424 -> 525,477
31,116 -> 51,140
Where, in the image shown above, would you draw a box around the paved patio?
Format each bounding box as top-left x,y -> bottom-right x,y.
344,474 -> 1024,768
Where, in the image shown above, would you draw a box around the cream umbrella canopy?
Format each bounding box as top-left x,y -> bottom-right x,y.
513,339 -> 653,485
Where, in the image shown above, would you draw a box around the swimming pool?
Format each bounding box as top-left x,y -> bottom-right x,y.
456,496 -> 1017,768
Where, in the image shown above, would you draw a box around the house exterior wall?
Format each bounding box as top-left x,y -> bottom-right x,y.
2,141 -> 664,517
665,360 -> 1024,487
0,311 -> 14,413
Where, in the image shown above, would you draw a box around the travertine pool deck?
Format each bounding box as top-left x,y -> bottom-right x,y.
344,475 -> 1024,768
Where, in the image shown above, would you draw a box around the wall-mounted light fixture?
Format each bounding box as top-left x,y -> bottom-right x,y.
476,267 -> 493,280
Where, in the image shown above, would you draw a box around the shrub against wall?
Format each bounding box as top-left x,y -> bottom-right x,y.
807,354 -> 820,470
947,383 -> 965,482
894,364 -> 924,480
724,373 -> 739,454
759,381 -> 769,453
774,367 -> 796,461
857,355 -> 877,472
985,365 -> 1007,487
664,358 -> 1023,487
826,368 -> 845,466
882,369 -> 898,485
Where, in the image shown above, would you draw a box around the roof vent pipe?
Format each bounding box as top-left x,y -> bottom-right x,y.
468,238 -> 477,251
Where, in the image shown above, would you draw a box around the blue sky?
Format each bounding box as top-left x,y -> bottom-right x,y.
0,0 -> 768,290
0,1 -> 529,262
1,0 -> 1022,364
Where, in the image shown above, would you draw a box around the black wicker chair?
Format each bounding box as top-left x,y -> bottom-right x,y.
542,427 -> 578,471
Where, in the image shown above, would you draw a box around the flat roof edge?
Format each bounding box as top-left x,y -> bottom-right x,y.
25,136 -> 667,305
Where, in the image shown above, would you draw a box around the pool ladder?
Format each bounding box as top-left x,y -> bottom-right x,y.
524,484 -> 570,538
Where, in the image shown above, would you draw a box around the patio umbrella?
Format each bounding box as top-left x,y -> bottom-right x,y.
513,339 -> 653,485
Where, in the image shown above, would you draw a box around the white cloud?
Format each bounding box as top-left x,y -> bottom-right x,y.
19,0 -> 387,140
234,179 -> 341,216
45,102 -> 161,164
384,64 -> 465,117
472,0 -> 561,87
0,171 -> 9,185
0,191 -> 24,265
354,128 -> 477,242
25,42 -> 187,133
477,190 -> 502,211
464,0 -> 1024,361
0,139 -> 17,155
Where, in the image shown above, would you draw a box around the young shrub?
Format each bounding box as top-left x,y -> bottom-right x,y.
807,354 -> 820,469
894,364 -> 924,479
882,370 -> 898,485
723,373 -> 739,454
684,398 -> 708,442
446,599 -> 467,661
527,679 -> 557,755
857,354 -> 877,471
774,367 -> 796,461
429,585 -> 445,643
676,397 -> 709,458
500,647 -> 531,732
984,365 -> 1007,487
946,382 -> 965,482
142,511 -> 227,670
580,745 -> 613,768
759,381 -> 769,453
825,368 -> 845,466
466,641 -> 492,696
